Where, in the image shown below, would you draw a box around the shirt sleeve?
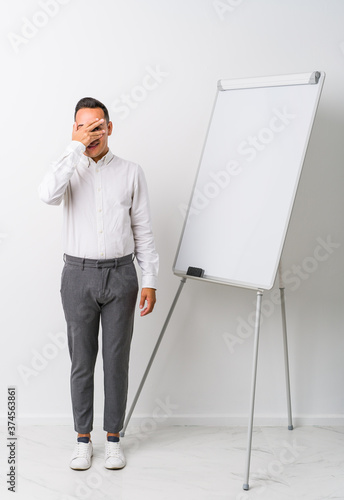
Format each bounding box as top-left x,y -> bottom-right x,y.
38,141 -> 86,205
131,165 -> 159,289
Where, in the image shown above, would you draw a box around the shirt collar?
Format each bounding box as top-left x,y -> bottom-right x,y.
86,149 -> 114,168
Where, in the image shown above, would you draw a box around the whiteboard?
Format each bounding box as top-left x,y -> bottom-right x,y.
173,71 -> 325,290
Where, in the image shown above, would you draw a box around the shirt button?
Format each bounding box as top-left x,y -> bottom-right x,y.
96,169 -> 99,172
98,188 -> 101,192
99,230 -> 103,233
98,209 -> 102,212
100,253 -> 104,256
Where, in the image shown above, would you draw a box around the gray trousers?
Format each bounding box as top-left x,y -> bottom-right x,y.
60,253 -> 138,434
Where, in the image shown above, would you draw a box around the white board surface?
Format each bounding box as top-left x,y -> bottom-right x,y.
173,72 -> 325,290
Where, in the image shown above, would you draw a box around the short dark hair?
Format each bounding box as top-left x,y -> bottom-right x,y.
74,97 -> 110,123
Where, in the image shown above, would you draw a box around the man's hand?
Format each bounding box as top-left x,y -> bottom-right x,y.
72,118 -> 106,147
139,288 -> 156,317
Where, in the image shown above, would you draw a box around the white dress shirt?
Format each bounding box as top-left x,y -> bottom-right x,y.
39,141 -> 158,289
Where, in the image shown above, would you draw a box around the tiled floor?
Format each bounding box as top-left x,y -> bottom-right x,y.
0,425 -> 343,500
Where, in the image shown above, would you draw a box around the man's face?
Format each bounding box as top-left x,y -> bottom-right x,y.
75,107 -> 113,162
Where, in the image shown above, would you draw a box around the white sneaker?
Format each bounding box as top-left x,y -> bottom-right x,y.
105,440 -> 126,469
70,440 -> 93,470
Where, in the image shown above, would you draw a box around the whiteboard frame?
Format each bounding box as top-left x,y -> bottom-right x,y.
173,71 -> 326,290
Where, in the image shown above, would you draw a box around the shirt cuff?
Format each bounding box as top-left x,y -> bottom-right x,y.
62,141 -> 87,171
68,141 -> 86,153
142,275 -> 158,289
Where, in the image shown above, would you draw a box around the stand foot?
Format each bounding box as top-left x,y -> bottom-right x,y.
288,425 -> 294,430
243,483 -> 249,491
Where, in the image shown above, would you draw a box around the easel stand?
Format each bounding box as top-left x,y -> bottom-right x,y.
121,265 -> 293,491
121,277 -> 187,435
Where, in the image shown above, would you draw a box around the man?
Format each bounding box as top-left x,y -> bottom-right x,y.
38,97 -> 158,471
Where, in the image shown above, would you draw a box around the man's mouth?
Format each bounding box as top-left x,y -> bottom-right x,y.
87,141 -> 100,150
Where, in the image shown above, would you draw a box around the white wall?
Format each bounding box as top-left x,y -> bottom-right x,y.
1,0 -> 343,427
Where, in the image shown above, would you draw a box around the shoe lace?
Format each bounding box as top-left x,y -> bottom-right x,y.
74,442 -> 90,458
106,441 -> 121,457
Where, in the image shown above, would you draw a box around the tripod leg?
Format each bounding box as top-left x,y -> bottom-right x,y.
243,289 -> 263,491
121,278 -> 187,437
280,287 -> 293,430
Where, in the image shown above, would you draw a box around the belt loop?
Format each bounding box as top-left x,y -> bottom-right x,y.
114,258 -> 118,271
63,253 -> 66,263
132,253 -> 135,262
82,258 -> 85,271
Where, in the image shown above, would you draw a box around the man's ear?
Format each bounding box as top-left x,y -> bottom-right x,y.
107,121 -> 113,136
